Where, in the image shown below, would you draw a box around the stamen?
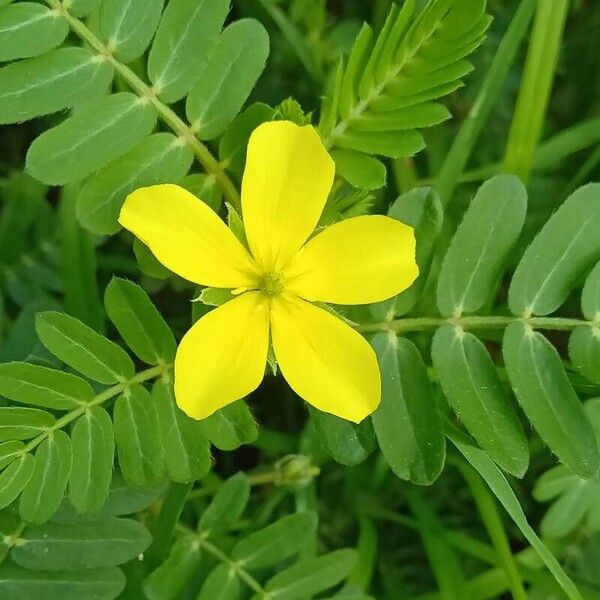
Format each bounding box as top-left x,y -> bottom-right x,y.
260,272 -> 285,297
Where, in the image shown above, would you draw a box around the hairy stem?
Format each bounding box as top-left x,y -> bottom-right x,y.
46,0 -> 241,211
358,315 -> 595,334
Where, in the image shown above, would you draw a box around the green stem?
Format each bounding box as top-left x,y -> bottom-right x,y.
45,0 -> 241,212
178,525 -> 267,597
358,315 -> 594,335
457,462 -> 528,600
146,482 -> 192,569
503,0 -> 570,181
405,490 -> 464,600
188,466 -> 321,499
435,0 -> 537,205
201,536 -> 267,596
256,0 -> 321,82
19,363 -> 170,458
393,157 -> 419,194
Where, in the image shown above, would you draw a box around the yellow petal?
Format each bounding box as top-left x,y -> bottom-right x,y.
271,295 -> 380,423
174,292 -> 269,420
119,184 -> 259,288
285,215 -> 418,304
241,121 -> 335,272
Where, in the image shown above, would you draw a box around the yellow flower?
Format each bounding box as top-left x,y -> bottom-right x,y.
119,120 -> 418,423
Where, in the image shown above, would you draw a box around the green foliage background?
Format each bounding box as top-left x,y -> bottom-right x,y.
1,0 -> 600,598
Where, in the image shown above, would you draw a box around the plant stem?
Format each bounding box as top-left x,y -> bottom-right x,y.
358,315 -> 594,334
178,524 -> 268,597
435,0 -> 537,205
458,463 -> 528,600
45,0 -> 241,211
256,0 -> 321,82
503,0 -> 570,181
146,481 -> 192,569
200,536 -> 267,596
188,466 -> 321,499
19,363 -> 171,458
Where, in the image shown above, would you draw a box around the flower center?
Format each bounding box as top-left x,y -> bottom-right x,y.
260,271 -> 285,297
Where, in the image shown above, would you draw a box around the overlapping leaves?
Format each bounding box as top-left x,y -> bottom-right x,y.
325,177 -> 600,487
320,0 -> 490,189
0,278 -> 259,526
0,0 -> 270,235
144,473 -> 362,600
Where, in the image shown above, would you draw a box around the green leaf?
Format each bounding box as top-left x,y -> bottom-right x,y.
0,563 -> 125,600
335,129 -> 424,158
264,549 -> 357,599
153,380 -> 210,483
201,401 -> 258,451
143,536 -> 201,600
533,465 -> 577,502
26,93 -> 157,185
36,311 -> 135,384
503,322 -> 599,479
0,407 -> 55,441
20,430 -> 72,524
432,325 -> 528,476
180,173 -> 223,213
323,0 -> 488,157
198,564 -> 241,600
99,0 -> 164,62
226,203 -> 249,249
582,261 -> 600,320
219,103 -> 274,178
232,512 -> 317,569
570,326 -> 600,385
133,238 -> 171,280
69,406 -> 114,513
447,425 -> 583,600
196,288 -> 234,308
199,472 -> 249,536
113,385 -> 164,487
509,183 -> 600,316
0,454 -> 35,509
309,407 -> 375,466
11,517 -> 151,570
0,3 -> 68,61
69,0 -> 102,17
370,334 -> 445,485
0,48 -> 113,124
76,132 -> 193,235
100,474 -> 168,517
331,149 -> 386,190
437,175 -> 527,317
148,0 -> 230,103
0,441 -> 26,470
104,278 -> 176,365
186,19 -> 270,140
352,103 -> 451,132
0,362 -> 91,410
539,480 -> 591,539
339,23 -> 373,120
